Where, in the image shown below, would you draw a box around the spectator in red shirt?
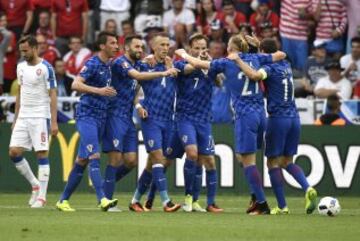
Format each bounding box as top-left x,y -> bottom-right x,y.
196,0 -> 222,37
51,0 -> 89,56
63,36 -> 91,78
219,0 -> 247,35
249,0 -> 279,36
30,0 -> 51,33
36,10 -> 54,46
36,33 -> 60,66
234,0 -> 253,18
0,0 -> 34,40
32,0 -> 50,10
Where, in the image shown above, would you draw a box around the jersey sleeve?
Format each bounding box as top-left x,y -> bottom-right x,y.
210,58 -> 227,75
116,58 -> 135,78
174,60 -> 187,74
44,62 -> 57,89
256,54 -> 273,65
79,61 -> 95,82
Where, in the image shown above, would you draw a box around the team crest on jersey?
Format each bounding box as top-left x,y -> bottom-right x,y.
166,147 -> 173,155
113,139 -> 119,147
148,139 -> 154,148
121,61 -> 130,68
36,68 -> 42,76
182,135 -> 188,144
86,144 -> 94,153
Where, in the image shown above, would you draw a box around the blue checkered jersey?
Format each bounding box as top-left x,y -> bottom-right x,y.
262,60 -> 298,117
76,55 -> 112,120
210,53 -> 272,117
174,60 -> 216,123
109,55 -> 138,119
139,62 -> 176,121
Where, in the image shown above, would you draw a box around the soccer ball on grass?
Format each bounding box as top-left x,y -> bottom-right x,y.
317,196 -> 341,216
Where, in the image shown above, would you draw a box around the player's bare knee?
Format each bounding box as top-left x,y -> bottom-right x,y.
89,153 -> 100,160
9,147 -> 23,158
36,151 -> 48,159
185,146 -> 198,161
124,155 -> 137,168
149,149 -> 164,162
75,157 -> 88,166
267,158 -> 279,169
239,153 -> 256,167
201,155 -> 215,170
108,151 -> 122,167
164,159 -> 172,168
280,157 -> 292,168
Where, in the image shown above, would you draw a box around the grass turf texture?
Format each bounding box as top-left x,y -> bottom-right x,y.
0,193 -> 359,241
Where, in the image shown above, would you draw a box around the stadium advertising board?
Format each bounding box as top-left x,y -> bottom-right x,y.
0,124 -> 359,195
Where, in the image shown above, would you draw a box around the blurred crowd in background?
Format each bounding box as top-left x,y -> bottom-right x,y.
0,0 -> 359,123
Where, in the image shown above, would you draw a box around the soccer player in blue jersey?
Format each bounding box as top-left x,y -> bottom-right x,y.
175,34 -> 286,215
102,34 -> 179,211
229,38 -> 318,215
172,33 -> 223,213
56,32 -> 119,212
128,33 -> 181,212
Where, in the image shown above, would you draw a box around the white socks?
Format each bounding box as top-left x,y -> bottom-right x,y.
38,165 -> 50,201
14,157 -> 50,201
15,158 -> 40,188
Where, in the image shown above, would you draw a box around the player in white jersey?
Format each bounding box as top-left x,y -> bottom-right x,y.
9,35 -> 58,208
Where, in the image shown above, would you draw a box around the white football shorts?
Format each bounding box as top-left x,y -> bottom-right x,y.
9,118 -> 50,151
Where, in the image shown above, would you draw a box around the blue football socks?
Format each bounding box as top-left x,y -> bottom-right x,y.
244,165 -> 266,203
269,167 -> 286,208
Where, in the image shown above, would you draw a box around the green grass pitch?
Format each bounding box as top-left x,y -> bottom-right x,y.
0,193 -> 359,241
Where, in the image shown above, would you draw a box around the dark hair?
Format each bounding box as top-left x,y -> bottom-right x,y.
327,94 -> 341,111
105,18 -> 117,27
0,11 -> 6,19
69,36 -> 82,44
54,58 -> 63,65
96,31 -> 117,49
38,9 -> 50,16
199,0 -> 216,26
222,0 -> 234,7
121,19 -> 133,27
260,38 -> 278,53
18,35 -> 38,48
351,36 -> 360,45
125,34 -> 142,46
189,33 -> 209,47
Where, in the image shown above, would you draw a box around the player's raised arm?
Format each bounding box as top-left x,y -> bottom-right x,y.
227,53 -> 267,81
127,67 -> 178,81
175,49 -> 211,70
71,76 -> 117,96
271,51 -> 287,62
